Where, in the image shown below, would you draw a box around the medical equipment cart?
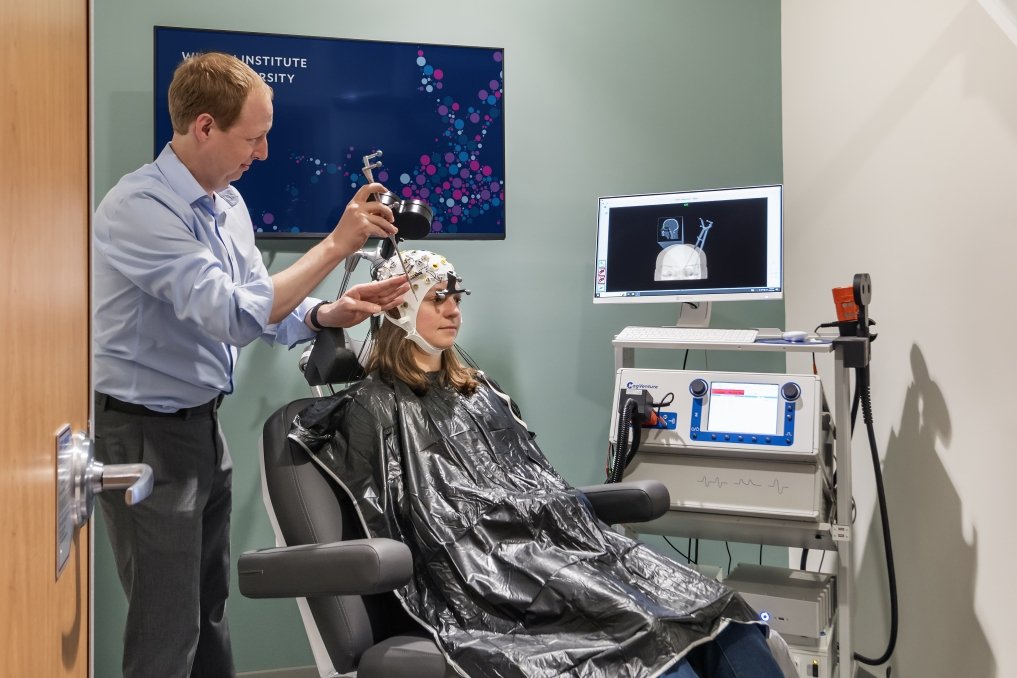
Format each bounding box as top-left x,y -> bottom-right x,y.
611,333 -> 859,678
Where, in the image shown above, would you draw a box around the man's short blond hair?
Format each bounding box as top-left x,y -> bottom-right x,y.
167,52 -> 272,134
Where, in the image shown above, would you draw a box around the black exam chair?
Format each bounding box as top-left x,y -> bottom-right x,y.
238,396 -> 671,678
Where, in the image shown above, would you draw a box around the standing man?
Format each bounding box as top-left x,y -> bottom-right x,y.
92,52 -> 408,678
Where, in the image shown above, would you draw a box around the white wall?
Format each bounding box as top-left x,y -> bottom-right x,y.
782,1 -> 1017,675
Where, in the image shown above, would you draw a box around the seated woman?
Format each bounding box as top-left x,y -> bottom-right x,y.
290,250 -> 791,678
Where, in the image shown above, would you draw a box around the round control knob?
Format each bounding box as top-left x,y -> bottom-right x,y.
781,382 -> 802,402
689,378 -> 708,398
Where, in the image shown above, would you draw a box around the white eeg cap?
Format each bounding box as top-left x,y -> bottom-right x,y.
374,249 -> 462,355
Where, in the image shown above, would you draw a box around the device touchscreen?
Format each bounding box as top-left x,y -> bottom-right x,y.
706,382 -> 780,435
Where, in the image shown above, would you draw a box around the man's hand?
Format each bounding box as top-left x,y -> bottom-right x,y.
311,276 -> 410,329
327,183 -> 399,257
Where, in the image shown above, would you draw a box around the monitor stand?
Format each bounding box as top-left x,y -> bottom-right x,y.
676,301 -> 711,328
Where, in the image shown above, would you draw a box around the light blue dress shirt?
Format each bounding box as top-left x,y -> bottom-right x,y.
94,144 -> 318,412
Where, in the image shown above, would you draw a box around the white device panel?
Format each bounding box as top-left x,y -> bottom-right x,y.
610,369 -> 830,520
622,452 -> 828,519
725,565 -> 835,640
610,369 -> 822,461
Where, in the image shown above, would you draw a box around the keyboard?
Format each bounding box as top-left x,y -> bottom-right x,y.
614,326 -> 759,344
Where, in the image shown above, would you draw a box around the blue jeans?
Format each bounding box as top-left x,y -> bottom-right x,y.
661,623 -> 784,678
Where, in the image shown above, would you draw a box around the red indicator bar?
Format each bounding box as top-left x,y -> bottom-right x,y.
711,388 -> 745,395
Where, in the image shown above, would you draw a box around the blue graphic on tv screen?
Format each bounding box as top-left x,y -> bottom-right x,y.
154,27 -> 506,239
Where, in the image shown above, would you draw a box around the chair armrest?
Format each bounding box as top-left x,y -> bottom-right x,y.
578,480 -> 670,524
238,537 -> 412,599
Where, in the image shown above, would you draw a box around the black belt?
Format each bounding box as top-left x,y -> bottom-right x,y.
96,392 -> 224,419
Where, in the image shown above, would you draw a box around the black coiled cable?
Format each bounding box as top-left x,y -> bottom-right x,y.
608,398 -> 641,483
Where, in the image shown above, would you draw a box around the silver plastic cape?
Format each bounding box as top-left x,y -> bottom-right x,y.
289,374 -> 758,678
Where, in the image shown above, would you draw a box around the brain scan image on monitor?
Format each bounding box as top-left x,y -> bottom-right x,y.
654,216 -> 713,281
593,185 -> 782,306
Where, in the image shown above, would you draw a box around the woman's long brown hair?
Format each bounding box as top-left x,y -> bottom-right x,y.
364,317 -> 478,395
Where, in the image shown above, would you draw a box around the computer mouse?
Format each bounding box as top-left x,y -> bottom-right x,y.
781,330 -> 809,342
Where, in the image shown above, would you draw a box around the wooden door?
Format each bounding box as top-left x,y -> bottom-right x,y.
0,0 -> 91,675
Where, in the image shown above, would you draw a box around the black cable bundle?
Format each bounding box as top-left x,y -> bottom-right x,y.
608,397 -> 641,483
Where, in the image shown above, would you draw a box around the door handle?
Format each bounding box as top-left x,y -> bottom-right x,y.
96,460 -> 154,507
66,430 -> 153,526
56,426 -> 154,577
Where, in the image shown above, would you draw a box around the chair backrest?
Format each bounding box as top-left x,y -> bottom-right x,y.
260,398 -> 418,674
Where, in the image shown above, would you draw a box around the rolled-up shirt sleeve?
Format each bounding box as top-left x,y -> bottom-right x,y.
95,186 -> 272,348
263,296 -> 320,347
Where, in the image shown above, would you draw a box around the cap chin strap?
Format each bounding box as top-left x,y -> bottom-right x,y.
380,313 -> 445,356
405,315 -> 466,356
406,331 -> 444,356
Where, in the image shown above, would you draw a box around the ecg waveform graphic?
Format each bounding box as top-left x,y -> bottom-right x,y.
696,475 -> 792,495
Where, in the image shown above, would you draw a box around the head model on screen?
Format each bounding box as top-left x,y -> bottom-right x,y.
654,216 -> 714,281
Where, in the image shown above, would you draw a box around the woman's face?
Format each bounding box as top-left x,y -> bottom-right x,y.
413,282 -> 463,352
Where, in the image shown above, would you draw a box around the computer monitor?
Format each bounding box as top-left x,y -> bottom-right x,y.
593,185 -> 783,324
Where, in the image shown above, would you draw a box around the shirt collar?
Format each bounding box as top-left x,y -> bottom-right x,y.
154,143 -> 241,215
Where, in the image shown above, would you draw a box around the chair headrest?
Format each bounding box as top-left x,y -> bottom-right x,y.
303,328 -> 365,386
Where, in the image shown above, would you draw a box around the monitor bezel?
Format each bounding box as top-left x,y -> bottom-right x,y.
593,184 -> 783,305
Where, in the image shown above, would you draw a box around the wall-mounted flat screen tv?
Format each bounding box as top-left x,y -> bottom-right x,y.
154,26 -> 506,239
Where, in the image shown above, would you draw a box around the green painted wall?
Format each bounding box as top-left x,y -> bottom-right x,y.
92,0 -> 784,673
